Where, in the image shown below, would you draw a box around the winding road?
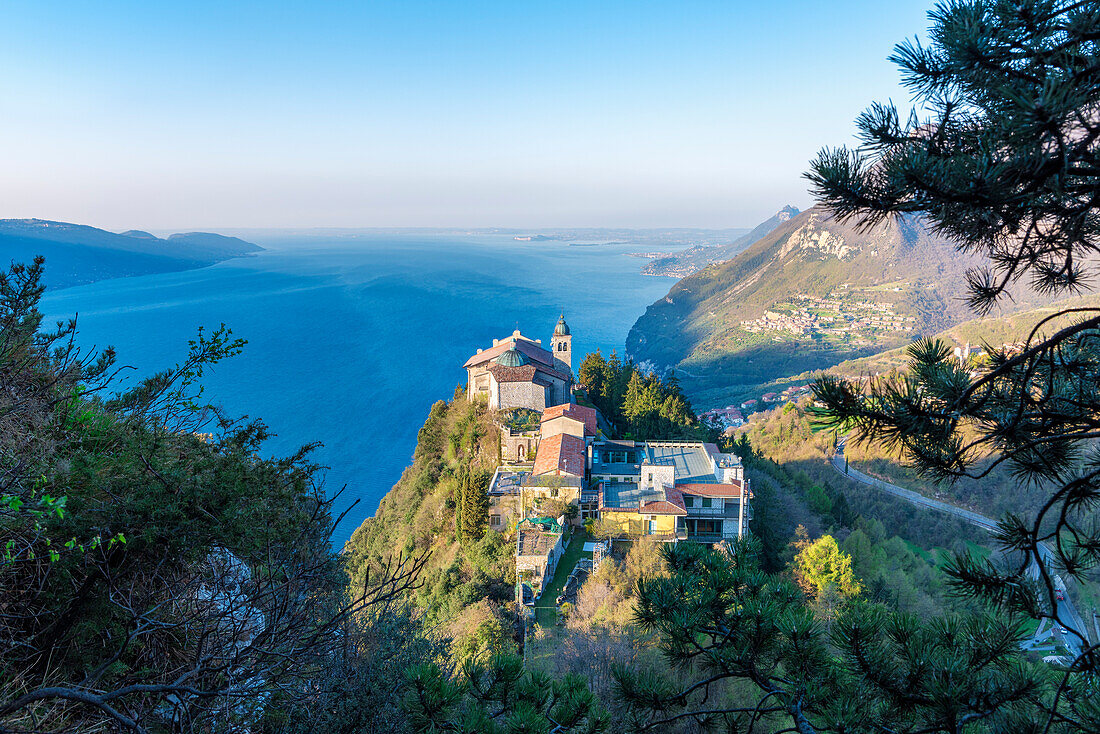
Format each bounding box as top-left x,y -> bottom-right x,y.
832,437 -> 1090,660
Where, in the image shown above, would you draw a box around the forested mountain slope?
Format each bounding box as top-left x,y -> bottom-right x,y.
0,219 -> 262,289
626,205 -> 1052,408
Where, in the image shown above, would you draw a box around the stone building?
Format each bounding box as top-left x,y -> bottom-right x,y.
463,316 -> 573,411
500,423 -> 539,464
540,403 -> 598,440
516,520 -> 565,601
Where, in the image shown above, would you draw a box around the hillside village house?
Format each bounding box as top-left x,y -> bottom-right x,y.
488,404 -> 599,531
591,441 -> 750,543
540,402 -> 598,440
486,404 -> 752,547
464,316 -> 573,411
700,406 -> 744,429
515,518 -> 565,600
466,326 -> 752,610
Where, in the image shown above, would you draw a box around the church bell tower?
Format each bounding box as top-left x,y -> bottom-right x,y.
551,314 -> 572,376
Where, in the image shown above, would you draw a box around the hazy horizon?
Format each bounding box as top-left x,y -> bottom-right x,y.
3,0 -> 935,231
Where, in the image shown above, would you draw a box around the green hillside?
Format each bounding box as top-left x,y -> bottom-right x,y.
807,292 -> 1100,382
626,205 -> 1055,408
343,395 -> 520,660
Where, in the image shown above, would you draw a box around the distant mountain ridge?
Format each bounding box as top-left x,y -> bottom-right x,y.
626,204 -> 1056,408
641,205 -> 799,277
0,219 -> 263,289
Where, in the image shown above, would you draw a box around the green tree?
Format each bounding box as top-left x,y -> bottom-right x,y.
612,541 -> 1047,733
0,259 -> 430,732
606,350 -> 630,422
792,534 -> 862,598
807,0 -> 1100,696
578,350 -> 611,411
460,466 -> 490,543
454,463 -> 468,542
403,655 -> 610,733
620,371 -> 650,426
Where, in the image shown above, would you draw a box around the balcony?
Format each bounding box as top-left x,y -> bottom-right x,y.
684,503 -> 746,519
681,532 -> 729,544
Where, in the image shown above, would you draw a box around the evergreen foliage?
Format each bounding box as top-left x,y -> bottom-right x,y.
612,541 -> 1056,733
459,466 -> 491,544
792,533 -> 863,598
807,0 -> 1100,705
403,654 -> 610,734
578,350 -> 710,439
0,258 -> 429,732
344,396 -> 515,660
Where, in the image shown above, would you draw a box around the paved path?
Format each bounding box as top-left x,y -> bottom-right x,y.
832,438 -> 1089,660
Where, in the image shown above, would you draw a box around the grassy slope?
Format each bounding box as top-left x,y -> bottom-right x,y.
737,403 -> 995,614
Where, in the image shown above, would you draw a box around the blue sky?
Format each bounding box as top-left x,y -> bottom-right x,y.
1,0 -> 936,230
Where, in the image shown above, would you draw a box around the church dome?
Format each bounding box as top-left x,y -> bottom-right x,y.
554,315 -> 570,336
494,346 -> 528,367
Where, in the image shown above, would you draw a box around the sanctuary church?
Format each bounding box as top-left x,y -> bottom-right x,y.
464,315 -> 573,411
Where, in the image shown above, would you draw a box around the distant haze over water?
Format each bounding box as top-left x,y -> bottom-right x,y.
40,234 -> 686,545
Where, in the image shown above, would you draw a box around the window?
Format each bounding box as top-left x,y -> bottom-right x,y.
702,498 -> 712,508
490,515 -> 501,526
647,473 -> 653,482
684,496 -> 694,507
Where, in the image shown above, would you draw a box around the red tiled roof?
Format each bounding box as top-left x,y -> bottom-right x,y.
488,364 -> 539,383
541,403 -> 598,436
640,487 -> 687,515
464,337 -> 555,370
639,500 -> 687,515
532,433 -> 586,478
487,362 -> 569,385
677,482 -> 745,498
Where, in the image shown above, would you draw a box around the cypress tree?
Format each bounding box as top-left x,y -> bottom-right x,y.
454,463 -> 467,543
460,467 -> 490,543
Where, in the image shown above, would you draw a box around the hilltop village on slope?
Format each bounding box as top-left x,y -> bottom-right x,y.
463,315 -> 752,613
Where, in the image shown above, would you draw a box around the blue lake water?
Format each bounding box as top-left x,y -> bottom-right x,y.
39,234 -> 682,546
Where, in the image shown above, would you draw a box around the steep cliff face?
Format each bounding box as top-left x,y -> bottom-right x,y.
626,205 -> 1050,408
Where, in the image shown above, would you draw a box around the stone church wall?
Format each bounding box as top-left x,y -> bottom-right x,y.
498,381 -> 548,412
502,428 -> 539,463
466,365 -> 491,401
